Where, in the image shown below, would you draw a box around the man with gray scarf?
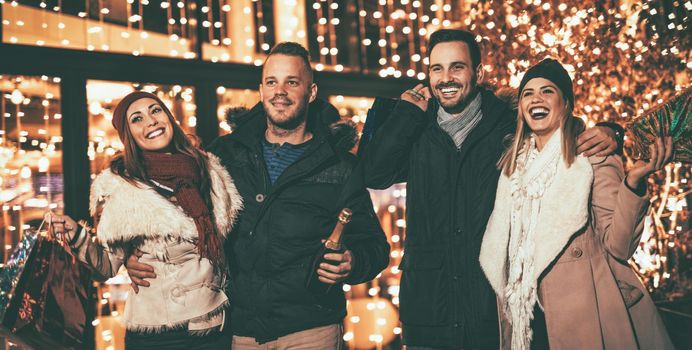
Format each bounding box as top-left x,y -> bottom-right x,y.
363,29 -> 619,349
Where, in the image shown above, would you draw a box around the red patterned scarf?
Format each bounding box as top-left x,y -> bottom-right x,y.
142,152 -> 223,266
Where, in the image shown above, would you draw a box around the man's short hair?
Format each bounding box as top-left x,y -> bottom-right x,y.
265,42 -> 313,81
427,29 -> 481,68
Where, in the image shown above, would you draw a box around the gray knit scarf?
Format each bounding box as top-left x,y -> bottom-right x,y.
436,93 -> 483,149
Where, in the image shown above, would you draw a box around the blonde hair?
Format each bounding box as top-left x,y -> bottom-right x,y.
498,100 -> 584,176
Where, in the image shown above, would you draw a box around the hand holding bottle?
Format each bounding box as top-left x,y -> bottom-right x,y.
316,246 -> 354,284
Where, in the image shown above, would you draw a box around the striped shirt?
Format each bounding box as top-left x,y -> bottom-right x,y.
262,138 -> 312,184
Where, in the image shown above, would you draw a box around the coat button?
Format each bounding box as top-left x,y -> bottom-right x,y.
256,194 -> 265,202
572,247 -> 583,258
171,286 -> 184,298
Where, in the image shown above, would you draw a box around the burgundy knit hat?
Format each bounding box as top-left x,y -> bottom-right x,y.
111,91 -> 170,141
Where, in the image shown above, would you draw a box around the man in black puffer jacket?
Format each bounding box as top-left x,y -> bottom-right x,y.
209,43 -> 389,347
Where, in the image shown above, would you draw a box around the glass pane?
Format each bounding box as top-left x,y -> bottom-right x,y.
305,0 -> 359,72
328,95 -> 373,152
201,0 -> 311,64
86,80 -> 196,174
0,74 -> 63,262
2,0 -> 198,59
216,86 -> 259,135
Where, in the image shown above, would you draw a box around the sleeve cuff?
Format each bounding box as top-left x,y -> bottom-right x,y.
624,176 -> 648,197
596,121 -> 625,155
394,100 -> 429,122
70,227 -> 89,250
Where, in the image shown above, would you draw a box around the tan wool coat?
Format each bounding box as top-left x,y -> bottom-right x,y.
480,155 -> 674,349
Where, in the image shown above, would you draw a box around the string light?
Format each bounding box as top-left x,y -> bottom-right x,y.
0,1 -> 689,347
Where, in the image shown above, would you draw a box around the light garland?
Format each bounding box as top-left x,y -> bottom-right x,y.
0,1 -> 688,348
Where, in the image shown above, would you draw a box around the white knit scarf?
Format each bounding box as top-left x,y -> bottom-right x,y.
504,130 -> 562,350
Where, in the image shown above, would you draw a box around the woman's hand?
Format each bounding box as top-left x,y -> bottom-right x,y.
626,136 -> 673,190
44,212 -> 79,241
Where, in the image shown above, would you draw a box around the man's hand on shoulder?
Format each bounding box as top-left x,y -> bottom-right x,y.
577,125 -> 617,157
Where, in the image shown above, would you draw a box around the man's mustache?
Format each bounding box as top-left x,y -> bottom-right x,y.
434,82 -> 462,90
270,96 -> 294,105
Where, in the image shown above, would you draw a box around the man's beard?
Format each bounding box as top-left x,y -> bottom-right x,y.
431,79 -> 479,114
264,95 -> 309,131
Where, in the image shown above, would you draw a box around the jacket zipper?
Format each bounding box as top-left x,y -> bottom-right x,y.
248,138 -> 329,235
249,150 -> 270,238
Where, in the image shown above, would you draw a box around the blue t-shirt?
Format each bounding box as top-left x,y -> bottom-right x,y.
262,138 -> 312,184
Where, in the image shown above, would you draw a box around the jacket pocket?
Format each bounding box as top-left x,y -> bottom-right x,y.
398,249 -> 450,326
617,279 -> 644,308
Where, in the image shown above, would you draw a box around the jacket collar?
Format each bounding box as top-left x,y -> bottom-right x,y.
231,98 -> 346,153
425,88 -> 513,167
461,88 -> 512,148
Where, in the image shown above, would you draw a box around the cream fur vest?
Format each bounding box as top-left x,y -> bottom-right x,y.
87,154 -> 242,332
89,153 -> 242,255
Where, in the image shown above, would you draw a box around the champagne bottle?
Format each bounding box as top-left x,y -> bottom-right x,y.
305,208 -> 353,294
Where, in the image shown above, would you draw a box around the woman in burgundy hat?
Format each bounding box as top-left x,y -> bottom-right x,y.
50,91 -> 242,349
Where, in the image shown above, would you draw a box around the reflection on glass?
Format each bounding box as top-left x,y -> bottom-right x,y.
0,74 -> 63,262
216,87 -> 259,135
328,94 -> 373,135
327,95 -> 373,155
2,1 -> 199,58
1,0 -> 285,64
87,80 -> 196,175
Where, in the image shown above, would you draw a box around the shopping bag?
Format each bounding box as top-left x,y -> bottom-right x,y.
0,229 -> 39,319
2,217 -> 95,348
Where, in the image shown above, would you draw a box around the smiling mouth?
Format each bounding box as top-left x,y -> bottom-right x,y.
271,99 -> 293,107
146,127 -> 165,139
438,86 -> 460,97
529,107 -> 549,120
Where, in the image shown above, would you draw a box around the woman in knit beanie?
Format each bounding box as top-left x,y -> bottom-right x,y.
49,91 -> 242,349
479,59 -> 674,349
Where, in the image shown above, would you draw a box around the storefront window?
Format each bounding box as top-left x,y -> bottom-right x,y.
216,86 -> 259,135
0,74 -> 63,263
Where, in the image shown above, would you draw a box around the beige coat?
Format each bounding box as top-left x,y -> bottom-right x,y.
480,155 -> 674,349
71,154 -> 243,334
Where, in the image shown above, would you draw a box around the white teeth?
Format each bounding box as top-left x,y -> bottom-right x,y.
146,129 -> 164,139
530,107 -> 549,117
441,88 -> 459,94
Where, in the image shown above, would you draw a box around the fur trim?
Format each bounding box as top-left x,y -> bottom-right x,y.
480,155 -> 593,295
89,157 -> 242,247
207,153 -> 243,236
329,120 -> 358,152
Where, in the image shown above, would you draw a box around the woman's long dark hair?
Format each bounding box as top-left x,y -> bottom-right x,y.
109,91 -> 214,211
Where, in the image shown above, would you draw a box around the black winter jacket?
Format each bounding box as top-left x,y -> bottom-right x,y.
364,88 -> 515,349
208,100 -> 390,343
